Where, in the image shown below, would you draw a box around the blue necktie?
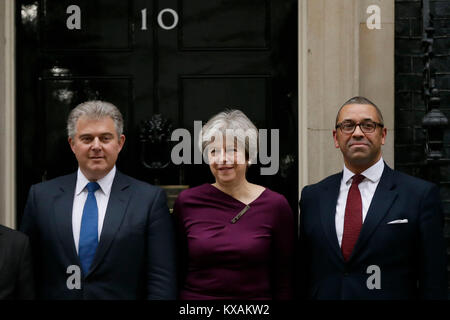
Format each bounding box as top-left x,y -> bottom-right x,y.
79,182 -> 100,274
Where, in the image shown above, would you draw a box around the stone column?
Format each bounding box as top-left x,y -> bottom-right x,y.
299,0 -> 394,189
359,0 -> 395,168
0,0 -> 16,228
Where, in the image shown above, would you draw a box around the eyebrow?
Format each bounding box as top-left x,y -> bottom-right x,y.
341,118 -> 374,122
79,133 -> 114,138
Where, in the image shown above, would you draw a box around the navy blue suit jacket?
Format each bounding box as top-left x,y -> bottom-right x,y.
20,171 -> 177,299
299,164 -> 447,299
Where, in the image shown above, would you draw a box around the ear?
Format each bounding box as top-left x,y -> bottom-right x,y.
333,130 -> 340,149
381,127 -> 387,145
118,134 -> 126,151
68,137 -> 76,153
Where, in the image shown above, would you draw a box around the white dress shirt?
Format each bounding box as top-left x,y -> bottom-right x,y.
335,157 -> 384,247
72,166 -> 116,253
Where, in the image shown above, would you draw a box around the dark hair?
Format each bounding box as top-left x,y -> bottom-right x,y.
335,96 -> 384,126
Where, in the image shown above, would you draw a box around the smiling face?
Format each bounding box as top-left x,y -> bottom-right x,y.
68,116 -> 125,181
333,103 -> 387,173
207,137 -> 248,187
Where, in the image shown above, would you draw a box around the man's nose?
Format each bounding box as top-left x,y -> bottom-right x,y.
91,137 -> 101,149
352,125 -> 364,137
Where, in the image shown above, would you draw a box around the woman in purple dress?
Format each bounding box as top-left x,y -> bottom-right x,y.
173,109 -> 295,300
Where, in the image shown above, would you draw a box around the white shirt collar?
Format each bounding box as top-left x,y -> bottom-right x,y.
75,166 -> 116,196
343,157 -> 384,185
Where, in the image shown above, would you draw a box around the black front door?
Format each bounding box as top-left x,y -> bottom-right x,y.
16,0 -> 298,222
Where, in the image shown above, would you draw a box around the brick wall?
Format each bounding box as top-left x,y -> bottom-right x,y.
395,0 -> 450,293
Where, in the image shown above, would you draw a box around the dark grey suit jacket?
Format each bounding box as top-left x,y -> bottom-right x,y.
0,225 -> 35,299
20,170 -> 177,299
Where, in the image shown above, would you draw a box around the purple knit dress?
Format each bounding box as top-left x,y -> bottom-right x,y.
174,183 -> 295,300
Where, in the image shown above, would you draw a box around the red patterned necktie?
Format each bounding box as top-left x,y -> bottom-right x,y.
341,174 -> 365,261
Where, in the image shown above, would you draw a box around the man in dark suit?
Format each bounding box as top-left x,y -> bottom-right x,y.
298,96 -> 448,299
20,100 -> 176,299
0,225 -> 34,299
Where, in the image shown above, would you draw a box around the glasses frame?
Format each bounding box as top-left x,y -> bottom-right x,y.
335,120 -> 384,134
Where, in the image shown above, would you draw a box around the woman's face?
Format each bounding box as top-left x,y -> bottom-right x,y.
207,138 -> 248,186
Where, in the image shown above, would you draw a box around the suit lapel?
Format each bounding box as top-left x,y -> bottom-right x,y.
53,173 -> 79,265
350,164 -> 398,261
319,173 -> 344,262
86,171 -> 131,277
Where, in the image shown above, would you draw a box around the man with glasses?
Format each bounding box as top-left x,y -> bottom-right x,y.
298,96 -> 447,299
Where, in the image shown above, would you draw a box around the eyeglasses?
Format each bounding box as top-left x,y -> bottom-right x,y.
335,120 -> 384,134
